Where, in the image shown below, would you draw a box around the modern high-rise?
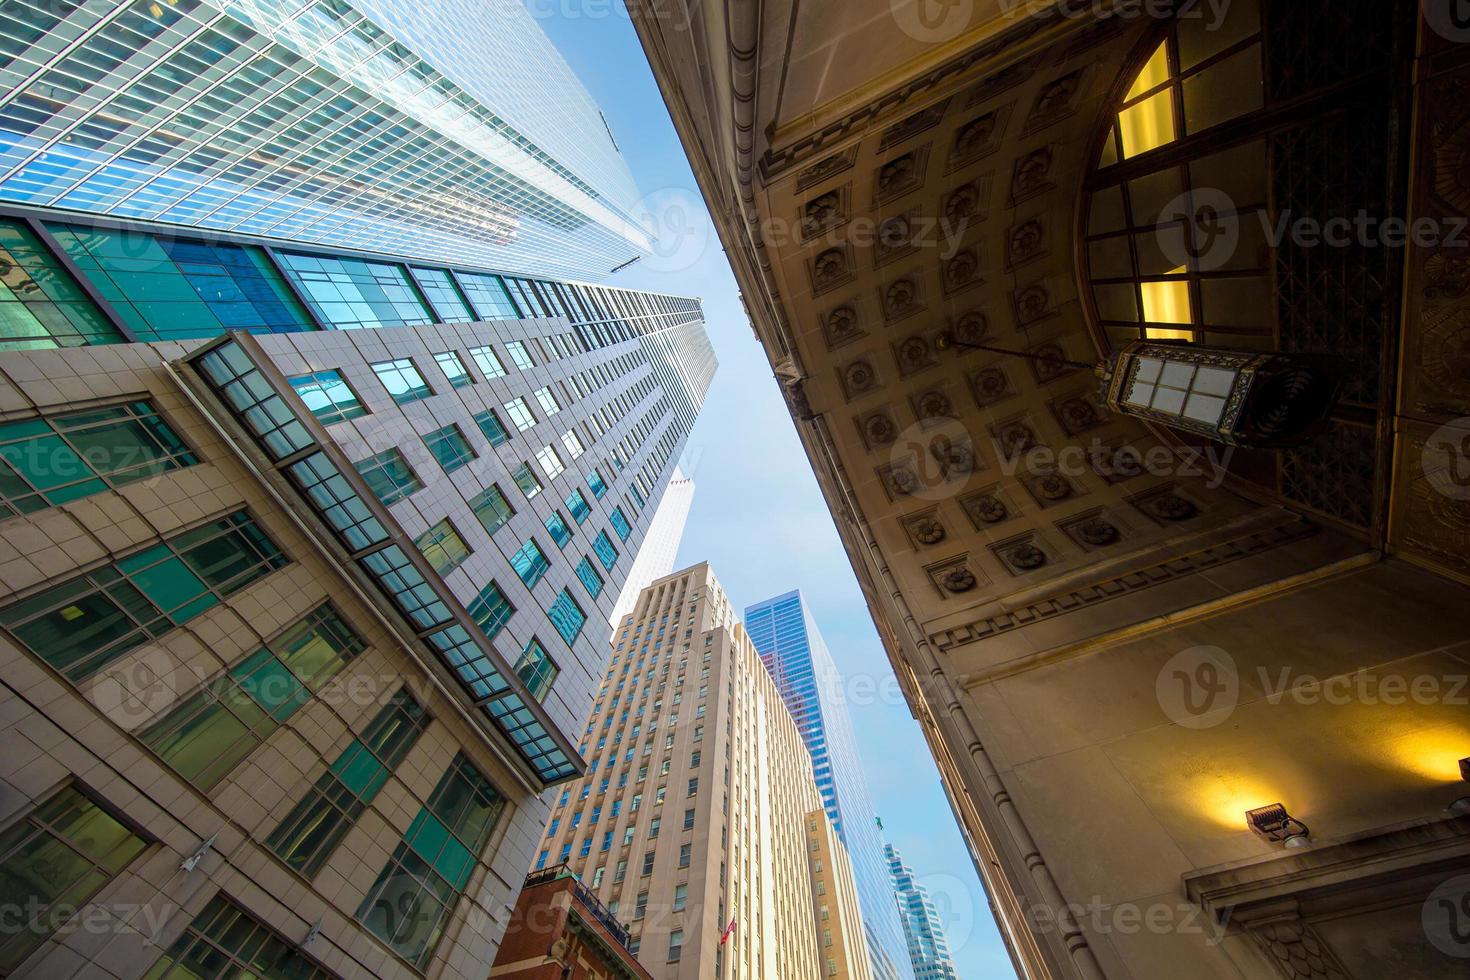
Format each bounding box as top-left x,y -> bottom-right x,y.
610,467 -> 694,625
0,0 -> 650,279
886,842 -> 961,980
533,563 -> 875,980
744,591 -> 914,980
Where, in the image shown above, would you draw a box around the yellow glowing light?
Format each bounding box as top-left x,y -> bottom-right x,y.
1119,90 -> 1177,158
1384,726 -> 1470,784
1194,773 -> 1284,830
1145,327 -> 1196,342
1127,42 -> 1171,101
1141,279 -> 1193,325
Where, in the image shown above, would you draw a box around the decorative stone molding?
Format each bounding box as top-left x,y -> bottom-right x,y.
839,358 -> 880,401
1011,145 -> 1056,204
820,304 -> 865,351
960,488 -> 1014,529
880,97 -> 952,150
874,147 -> 929,204
795,147 -> 858,192
904,509 -> 949,548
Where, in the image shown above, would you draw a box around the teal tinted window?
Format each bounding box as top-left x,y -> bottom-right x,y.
415,519 -> 470,575
468,484 -> 514,532
510,539 -> 549,588
359,546 -> 450,630
0,401 -> 198,517
287,452 -> 388,553
593,531 -> 618,571
610,506 -> 632,541
355,449 -> 423,505
423,424 -> 476,473
0,219 -> 122,350
549,589 -> 586,646
565,488 -> 591,523
277,252 -> 433,330
467,581 -> 514,638
428,753 -> 506,853
543,512 -> 571,548
512,463 -> 541,499
505,340 -> 535,370
433,350 -> 472,388
514,639 -> 558,701
588,469 -> 608,499
148,896 -> 331,980
468,345 -> 506,379
289,370 -> 366,426
49,225 -> 313,340
456,272 -> 520,320
371,358 -> 432,404
575,557 -> 603,598
196,341 -> 313,460
0,785 -> 146,973
473,409 -> 510,447
0,511 -> 285,680
410,268 -> 474,323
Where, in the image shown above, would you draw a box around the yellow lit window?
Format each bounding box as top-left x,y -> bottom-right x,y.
1119,90 -> 1176,158
1127,43 -> 1170,100
1140,279 -> 1192,326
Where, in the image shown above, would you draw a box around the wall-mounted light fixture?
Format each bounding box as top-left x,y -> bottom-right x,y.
1246,803 -> 1311,848
1450,758 -> 1470,816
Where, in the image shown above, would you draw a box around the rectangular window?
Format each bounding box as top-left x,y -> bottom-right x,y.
278,253 -> 432,331
473,408 -> 510,447
575,558 -> 604,598
678,843 -> 691,868
456,272 -> 520,320
505,340 -> 535,370
0,401 -> 199,517
548,589 -> 586,646
467,581 -> 514,638
588,469 -> 609,498
543,512 -> 572,548
355,448 -> 423,504
511,539 -> 550,588
0,785 -> 146,973
560,429 -> 585,459
503,397 -> 536,432
535,444 -> 564,480
668,929 -> 683,961
512,463 -> 542,499
140,605 -> 364,787
468,345 -> 506,379
433,350 -> 473,388
147,896 -> 330,979
514,638 -> 558,700
610,506 -> 632,541
423,424 -> 476,473
683,808 -> 695,830
565,488 -> 591,523
468,484 -> 514,532
289,371 -> 366,427
267,690 -> 428,876
414,519 -> 470,575
410,268 -> 474,323
593,531 -> 618,571
0,511 -> 286,681
672,883 -> 687,912
533,386 -> 560,415
371,358 -> 432,404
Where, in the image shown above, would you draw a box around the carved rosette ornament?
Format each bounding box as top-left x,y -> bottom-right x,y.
967,495 -> 1009,525
1142,493 -> 1198,522
953,113 -> 997,156
941,566 -> 978,593
843,360 -> 878,397
953,311 -> 989,345
877,153 -> 918,197
886,466 -> 919,497
862,412 -> 897,447
930,437 -> 974,477
1057,396 -> 1100,433
897,336 -> 932,373
945,249 -> 981,291
823,306 -> 861,348
802,191 -> 842,237
916,390 -> 953,420
995,421 -> 1037,458
1011,146 -> 1053,201
909,516 -> 947,546
972,368 -> 1011,406
878,214 -> 912,252
1006,544 -> 1048,570
884,277 -> 920,319
1036,474 -> 1072,501
813,248 -> 847,289
1031,343 -> 1071,382
1076,518 -> 1119,546
945,183 -> 981,221
1015,284 -> 1051,325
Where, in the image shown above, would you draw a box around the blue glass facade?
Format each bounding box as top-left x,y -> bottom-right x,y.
886,842 -> 961,980
745,590 -> 917,980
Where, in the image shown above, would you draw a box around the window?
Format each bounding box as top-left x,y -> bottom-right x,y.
506,340 -> 535,369
533,386 -> 561,415
649,817 -> 661,839
565,488 -> 592,523
510,541 -> 550,591
141,605 -> 363,788
433,350 -> 473,388
423,424 -> 476,473
512,463 -> 542,499
535,444 -> 565,480
468,581 -> 515,638
614,859 -> 627,882
289,372 -> 366,427
683,808 -> 696,830
355,448 -> 423,505
468,484 -> 514,532
0,511 -> 286,681
561,429 -> 585,459
588,469 -> 609,498
593,531 -> 618,571
457,272 -> 520,320
668,929 -> 683,962
147,896 -> 329,980
468,345 -> 506,379
473,408 -> 510,447
278,253 -> 432,331
371,358 -> 432,404
610,506 -> 632,541
268,691 -> 427,875
0,785 -> 146,973
549,590 -> 586,645
544,512 -> 572,548
409,267 -> 474,322
0,401 -> 199,517
415,519 -> 470,575
514,639 -> 557,700
634,891 -> 649,919
503,397 -> 536,431
575,557 -> 604,598
687,777 -> 699,797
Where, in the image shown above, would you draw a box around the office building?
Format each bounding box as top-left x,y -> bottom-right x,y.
610,468 -> 694,626
886,843 -> 960,980
629,1 -> 1470,978
492,865 -> 655,980
0,0 -> 649,278
534,563 -> 873,979
744,590 -> 914,980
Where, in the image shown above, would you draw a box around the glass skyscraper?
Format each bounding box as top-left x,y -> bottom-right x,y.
887,842 -> 962,980
745,590 -> 916,980
0,0 -> 649,278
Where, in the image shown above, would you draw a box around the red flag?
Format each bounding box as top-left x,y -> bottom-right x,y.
719,915 -> 737,946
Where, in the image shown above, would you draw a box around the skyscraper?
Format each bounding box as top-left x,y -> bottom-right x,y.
886,843 -> 961,980
744,591 -> 915,980
0,0 -> 649,278
609,467 -> 694,625
534,563 -> 874,979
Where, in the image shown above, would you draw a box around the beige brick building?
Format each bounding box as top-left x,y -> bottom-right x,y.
534,563 -> 873,980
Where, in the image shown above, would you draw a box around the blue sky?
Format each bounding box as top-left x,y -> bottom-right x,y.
526,3 -> 1014,975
